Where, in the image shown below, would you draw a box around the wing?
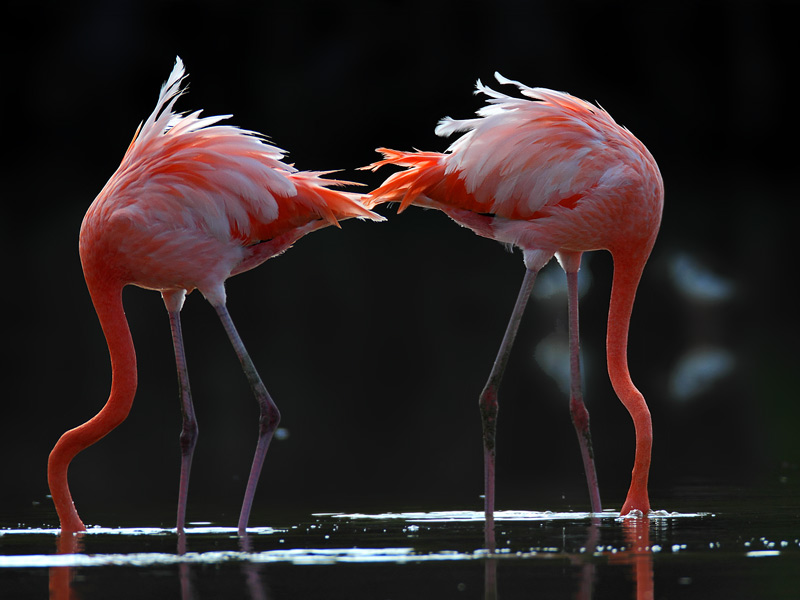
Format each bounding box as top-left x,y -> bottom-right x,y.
435,74 -> 635,219
368,74 -> 642,222
98,57 -> 381,249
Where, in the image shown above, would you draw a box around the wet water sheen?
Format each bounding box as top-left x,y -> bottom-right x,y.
2,483 -> 799,599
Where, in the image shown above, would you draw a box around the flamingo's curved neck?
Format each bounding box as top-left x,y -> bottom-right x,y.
48,275 -> 137,532
607,242 -> 655,513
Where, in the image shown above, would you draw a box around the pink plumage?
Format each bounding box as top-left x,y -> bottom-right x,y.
368,73 -> 662,269
49,57 -> 382,535
84,56 -> 380,306
367,73 -> 663,542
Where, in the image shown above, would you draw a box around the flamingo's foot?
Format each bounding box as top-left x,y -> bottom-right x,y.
619,491 -> 651,517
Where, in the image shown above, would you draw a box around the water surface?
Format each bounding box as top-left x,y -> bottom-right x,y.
2,481 -> 799,599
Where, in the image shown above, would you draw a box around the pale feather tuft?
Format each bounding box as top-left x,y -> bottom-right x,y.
368,71 -> 660,231
101,56 -> 381,250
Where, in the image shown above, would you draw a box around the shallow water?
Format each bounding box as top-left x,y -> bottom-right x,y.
2,481 -> 799,599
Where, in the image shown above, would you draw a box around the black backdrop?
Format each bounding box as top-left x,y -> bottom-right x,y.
2,1 -> 795,528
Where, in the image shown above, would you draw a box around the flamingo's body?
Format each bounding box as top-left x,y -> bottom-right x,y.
48,57 -> 382,534
367,74 -> 663,536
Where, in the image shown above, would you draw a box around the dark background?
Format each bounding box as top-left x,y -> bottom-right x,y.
2,1 -> 795,528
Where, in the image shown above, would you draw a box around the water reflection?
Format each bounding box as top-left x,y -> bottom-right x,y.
612,516 -> 654,600
572,517 -> 600,600
484,553 -> 498,600
483,514 -> 652,599
239,533 -> 270,600
177,529 -> 195,600
50,532 -> 80,600
48,526 -> 279,600
17,508 -> 793,600
178,533 -> 273,600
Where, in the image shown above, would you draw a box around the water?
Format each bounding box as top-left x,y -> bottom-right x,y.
2,481 -> 799,599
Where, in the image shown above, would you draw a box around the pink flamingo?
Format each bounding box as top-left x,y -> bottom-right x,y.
47,57 -> 383,535
366,73 -> 663,536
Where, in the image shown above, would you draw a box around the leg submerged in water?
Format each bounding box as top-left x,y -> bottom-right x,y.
560,252 -> 602,513
479,268 -> 538,549
212,303 -> 281,534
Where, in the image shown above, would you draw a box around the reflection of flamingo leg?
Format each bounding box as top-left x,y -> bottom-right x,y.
240,534 -> 270,600
484,554 -> 499,600
573,517 -> 601,600
618,518 -> 654,600
50,533 -> 81,600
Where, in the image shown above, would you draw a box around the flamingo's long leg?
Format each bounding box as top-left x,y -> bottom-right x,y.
167,308 -> 198,534
213,303 -> 281,535
479,267 -> 537,549
565,268 -> 602,513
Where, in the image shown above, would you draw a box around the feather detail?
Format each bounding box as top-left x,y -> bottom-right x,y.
98,57 -> 382,252
368,73 -> 656,224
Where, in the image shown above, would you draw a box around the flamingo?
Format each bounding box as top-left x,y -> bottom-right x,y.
47,57 -> 383,535
366,73 -> 663,535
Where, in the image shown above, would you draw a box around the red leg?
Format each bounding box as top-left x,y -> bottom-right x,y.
619,400 -> 652,516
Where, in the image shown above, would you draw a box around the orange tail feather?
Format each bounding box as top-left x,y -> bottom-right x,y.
288,171 -> 382,226
364,148 -> 447,212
